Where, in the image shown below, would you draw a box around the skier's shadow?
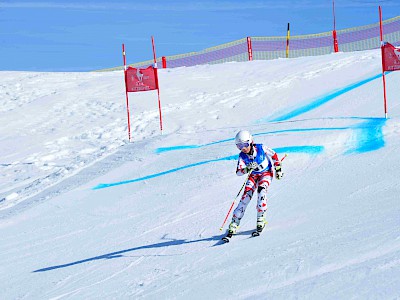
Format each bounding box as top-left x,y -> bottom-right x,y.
236,229 -> 255,236
32,234 -> 226,273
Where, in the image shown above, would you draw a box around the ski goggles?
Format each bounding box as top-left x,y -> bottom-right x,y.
236,142 -> 250,150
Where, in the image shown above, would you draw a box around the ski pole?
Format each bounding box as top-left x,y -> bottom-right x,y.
219,170 -> 252,231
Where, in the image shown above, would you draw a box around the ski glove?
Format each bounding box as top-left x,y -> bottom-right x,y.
246,162 -> 259,172
274,164 -> 283,180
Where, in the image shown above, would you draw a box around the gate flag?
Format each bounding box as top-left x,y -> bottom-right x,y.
122,41 -> 163,141
125,66 -> 158,92
382,42 -> 400,72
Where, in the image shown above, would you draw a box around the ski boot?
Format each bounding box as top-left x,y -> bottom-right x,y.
256,214 -> 267,233
222,221 -> 240,243
228,221 -> 239,235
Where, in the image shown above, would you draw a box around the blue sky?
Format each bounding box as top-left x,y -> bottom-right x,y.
1,0 -> 399,72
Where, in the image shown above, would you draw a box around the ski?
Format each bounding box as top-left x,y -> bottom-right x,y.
222,224 -> 266,242
251,225 -> 265,237
221,231 -> 233,243
252,219 -> 268,237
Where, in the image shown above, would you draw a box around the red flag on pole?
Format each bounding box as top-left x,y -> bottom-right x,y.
121,39 -> 164,141
379,6 -> 388,119
382,42 -> 400,72
125,66 -> 158,92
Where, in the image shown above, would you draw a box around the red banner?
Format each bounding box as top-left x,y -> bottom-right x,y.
382,42 -> 400,72
125,66 -> 157,92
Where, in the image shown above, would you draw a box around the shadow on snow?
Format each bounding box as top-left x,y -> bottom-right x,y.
33,234 -> 226,273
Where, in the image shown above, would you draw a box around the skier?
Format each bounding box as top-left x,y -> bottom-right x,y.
228,130 -> 283,235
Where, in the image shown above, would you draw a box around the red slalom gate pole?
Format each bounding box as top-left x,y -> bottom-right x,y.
122,44 -> 132,141
151,36 -> 163,133
379,6 -> 388,119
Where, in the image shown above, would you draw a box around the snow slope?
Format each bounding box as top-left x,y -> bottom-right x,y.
1,49 -> 400,299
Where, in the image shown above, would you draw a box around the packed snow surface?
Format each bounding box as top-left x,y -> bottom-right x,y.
1,49 -> 400,299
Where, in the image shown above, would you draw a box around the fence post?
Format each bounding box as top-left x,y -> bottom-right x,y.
286,23 -> 290,58
162,56 -> 167,68
333,30 -> 339,52
332,0 -> 339,52
247,37 -> 253,61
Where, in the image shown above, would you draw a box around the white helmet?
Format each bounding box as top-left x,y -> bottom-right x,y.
235,130 -> 253,148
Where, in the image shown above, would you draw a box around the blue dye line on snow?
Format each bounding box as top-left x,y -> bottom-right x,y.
92,155 -> 238,190
93,146 -> 324,190
155,127 -> 348,154
155,137 -> 234,154
276,145 -> 324,154
156,145 -> 200,153
155,72 -> 388,156
267,73 -> 382,122
254,127 -> 351,136
346,118 -> 387,154
95,75 -> 387,191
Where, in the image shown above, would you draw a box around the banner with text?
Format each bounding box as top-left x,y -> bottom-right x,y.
125,66 -> 157,92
